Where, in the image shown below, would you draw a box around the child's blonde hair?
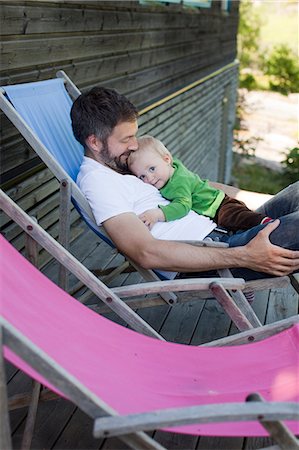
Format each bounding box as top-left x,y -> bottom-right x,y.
130,135 -> 172,164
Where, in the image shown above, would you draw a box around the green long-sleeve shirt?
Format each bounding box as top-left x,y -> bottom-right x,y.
159,159 -> 225,222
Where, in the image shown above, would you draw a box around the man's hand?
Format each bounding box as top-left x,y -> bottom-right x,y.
245,219 -> 299,276
138,208 -> 165,230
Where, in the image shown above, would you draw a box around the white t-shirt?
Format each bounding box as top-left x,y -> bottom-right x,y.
77,157 -> 216,242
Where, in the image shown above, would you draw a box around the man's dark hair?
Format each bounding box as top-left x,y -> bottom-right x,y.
71,86 -> 138,148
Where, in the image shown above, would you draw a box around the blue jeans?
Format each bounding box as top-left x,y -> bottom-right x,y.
208,182 -> 299,280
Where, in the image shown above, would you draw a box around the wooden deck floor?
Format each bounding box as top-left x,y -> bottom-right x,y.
6,222 -> 299,450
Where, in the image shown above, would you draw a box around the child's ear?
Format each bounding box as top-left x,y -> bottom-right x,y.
163,154 -> 172,164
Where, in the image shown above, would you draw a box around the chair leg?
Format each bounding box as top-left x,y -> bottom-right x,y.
0,328 -> 12,450
21,233 -> 42,449
218,269 -> 262,327
246,393 -> 299,450
20,381 -> 41,450
58,179 -> 71,291
210,282 -> 254,331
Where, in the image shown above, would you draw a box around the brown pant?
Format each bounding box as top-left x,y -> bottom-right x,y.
214,195 -> 267,232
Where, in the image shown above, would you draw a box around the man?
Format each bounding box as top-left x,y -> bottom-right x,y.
71,86 -> 299,279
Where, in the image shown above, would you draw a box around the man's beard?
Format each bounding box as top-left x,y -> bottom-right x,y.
100,141 -> 114,165
101,141 -> 132,173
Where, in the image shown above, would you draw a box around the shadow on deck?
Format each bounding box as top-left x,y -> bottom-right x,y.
6,222 -> 299,450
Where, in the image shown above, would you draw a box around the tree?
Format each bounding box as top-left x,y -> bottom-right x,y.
262,44 -> 299,95
238,0 -> 262,69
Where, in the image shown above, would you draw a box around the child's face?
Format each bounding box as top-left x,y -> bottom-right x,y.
128,149 -> 173,189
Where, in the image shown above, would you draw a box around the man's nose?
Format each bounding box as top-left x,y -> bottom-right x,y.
128,136 -> 138,150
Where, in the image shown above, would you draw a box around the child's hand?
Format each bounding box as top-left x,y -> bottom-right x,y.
138,208 -> 165,230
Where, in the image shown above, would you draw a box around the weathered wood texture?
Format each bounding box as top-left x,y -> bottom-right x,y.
1,0 -> 239,262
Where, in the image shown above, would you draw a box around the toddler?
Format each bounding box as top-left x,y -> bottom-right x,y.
127,135 -> 272,231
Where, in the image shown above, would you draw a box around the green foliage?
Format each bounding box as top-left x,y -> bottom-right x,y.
232,148 -> 299,196
282,147 -> 299,183
261,45 -> 299,95
231,156 -> 289,195
238,0 -> 262,69
239,72 -> 257,90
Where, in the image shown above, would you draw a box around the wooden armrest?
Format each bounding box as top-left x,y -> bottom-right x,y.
93,402 -> 298,437
203,315 -> 299,347
112,278 -> 245,298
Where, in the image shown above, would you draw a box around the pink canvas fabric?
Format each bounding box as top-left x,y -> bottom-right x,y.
1,235 -> 298,437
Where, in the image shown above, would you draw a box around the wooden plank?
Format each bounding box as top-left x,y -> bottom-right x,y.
1,178 -> 60,227
8,370 -> 35,433
93,46 -> 220,95
228,289 -> 270,338
266,286 -> 299,324
52,408 -> 103,450
0,4 -> 225,36
159,299 -> 205,344
101,435 -> 133,450
4,361 -> 18,382
154,430 -> 198,450
8,205 -> 79,252
93,403 -> 299,437
112,279 -> 245,297
61,42 -> 207,86
0,140 -> 36,175
246,393 -> 299,450
197,436 -> 243,449
5,168 -> 54,202
58,179 -> 71,291
217,269 -> 262,328
1,28 -> 210,71
8,389 -> 57,411
203,316 -> 299,347
244,436 -> 274,449
210,282 -> 256,331
12,397 -> 77,450
0,329 -> 12,450
20,380 -> 41,450
137,303 -> 170,336
2,189 -> 61,236
191,297 -> 231,345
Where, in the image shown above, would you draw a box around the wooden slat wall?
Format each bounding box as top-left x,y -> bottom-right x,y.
0,0 -> 239,262
138,64 -> 238,184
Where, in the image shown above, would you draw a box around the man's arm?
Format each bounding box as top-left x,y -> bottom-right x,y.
209,181 -> 272,211
103,213 -> 299,276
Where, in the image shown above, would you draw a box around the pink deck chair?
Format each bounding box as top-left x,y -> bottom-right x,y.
1,236 -> 299,450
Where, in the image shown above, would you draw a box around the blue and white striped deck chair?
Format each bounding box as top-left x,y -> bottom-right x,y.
0,71 -> 176,304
